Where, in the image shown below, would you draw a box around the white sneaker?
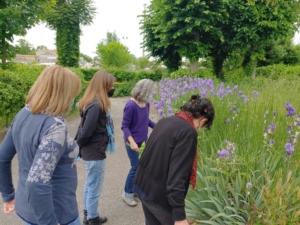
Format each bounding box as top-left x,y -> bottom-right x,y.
122,192 -> 138,207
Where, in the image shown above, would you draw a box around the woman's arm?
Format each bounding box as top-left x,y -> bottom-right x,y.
148,119 -> 156,129
0,127 -> 16,205
121,102 -> 139,151
76,104 -> 100,147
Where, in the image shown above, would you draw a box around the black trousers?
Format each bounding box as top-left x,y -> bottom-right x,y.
141,199 -> 174,225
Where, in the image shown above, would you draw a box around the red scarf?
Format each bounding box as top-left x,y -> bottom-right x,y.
175,111 -> 198,189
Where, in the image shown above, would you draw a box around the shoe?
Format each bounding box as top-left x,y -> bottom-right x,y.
83,210 -> 88,225
122,191 -> 138,207
87,216 -> 108,225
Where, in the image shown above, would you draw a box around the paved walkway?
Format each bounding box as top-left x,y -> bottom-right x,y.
0,97 -> 158,225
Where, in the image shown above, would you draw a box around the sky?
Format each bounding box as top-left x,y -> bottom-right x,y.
15,0 -> 300,58
15,0 -> 150,57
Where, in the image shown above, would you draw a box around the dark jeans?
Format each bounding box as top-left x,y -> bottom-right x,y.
141,199 -> 174,225
124,143 -> 139,194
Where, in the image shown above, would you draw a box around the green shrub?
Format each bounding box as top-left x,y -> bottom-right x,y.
0,70 -> 28,126
114,81 -> 135,97
79,68 -> 98,81
256,64 -> 300,79
168,68 -> 214,79
79,67 -> 163,82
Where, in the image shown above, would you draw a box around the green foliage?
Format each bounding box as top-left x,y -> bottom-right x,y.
142,0 -> 300,78
97,40 -> 133,69
80,53 -> 93,63
114,81 -> 135,97
0,0 -> 48,66
45,0 -> 95,67
168,68 -> 214,79
0,64 -> 43,126
80,67 -> 163,82
134,57 -> 152,70
282,45 -> 300,65
14,39 -> 36,55
225,64 -> 300,83
105,32 -> 119,43
79,67 -> 98,80
257,38 -> 300,67
256,64 -> 300,79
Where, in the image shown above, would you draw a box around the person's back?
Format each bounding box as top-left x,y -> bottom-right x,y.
135,116 -> 197,201
4,107 -> 79,225
135,95 -> 215,225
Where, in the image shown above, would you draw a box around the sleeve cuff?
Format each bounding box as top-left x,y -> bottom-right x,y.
123,129 -> 132,141
172,206 -> 186,221
149,120 -> 156,128
2,191 -> 15,202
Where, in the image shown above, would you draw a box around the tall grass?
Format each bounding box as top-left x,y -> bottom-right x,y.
161,77 -> 300,225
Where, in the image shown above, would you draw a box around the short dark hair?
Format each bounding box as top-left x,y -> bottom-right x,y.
181,95 -> 215,129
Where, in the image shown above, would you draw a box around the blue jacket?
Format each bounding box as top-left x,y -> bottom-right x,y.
0,107 -> 79,225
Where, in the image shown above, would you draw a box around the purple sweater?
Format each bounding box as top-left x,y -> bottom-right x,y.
121,100 -> 155,144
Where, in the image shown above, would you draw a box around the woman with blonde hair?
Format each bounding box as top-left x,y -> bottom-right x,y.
0,65 -> 81,225
76,71 -> 115,225
121,79 -> 156,207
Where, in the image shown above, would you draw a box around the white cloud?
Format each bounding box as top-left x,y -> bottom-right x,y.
15,0 -> 150,57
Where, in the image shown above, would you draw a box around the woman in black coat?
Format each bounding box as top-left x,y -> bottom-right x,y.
135,95 -> 215,225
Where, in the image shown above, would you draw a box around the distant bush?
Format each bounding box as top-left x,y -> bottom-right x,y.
168,68 -> 214,79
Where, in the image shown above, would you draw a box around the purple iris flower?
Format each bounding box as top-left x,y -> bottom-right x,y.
285,102 -> 296,117
285,143 -> 294,156
217,149 -> 231,158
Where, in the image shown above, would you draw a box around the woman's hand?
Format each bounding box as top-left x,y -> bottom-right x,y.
128,136 -> 139,151
130,141 -> 139,152
3,199 -> 15,214
175,220 -> 190,225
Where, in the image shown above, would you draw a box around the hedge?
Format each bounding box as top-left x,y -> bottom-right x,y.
80,67 -> 163,82
1,63 -> 300,127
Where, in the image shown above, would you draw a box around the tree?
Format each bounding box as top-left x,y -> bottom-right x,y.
15,39 -> 36,55
105,32 -> 119,43
0,0 -> 48,67
97,33 -> 133,69
36,45 -> 48,51
142,0 -> 300,79
80,53 -> 93,63
45,0 -> 95,67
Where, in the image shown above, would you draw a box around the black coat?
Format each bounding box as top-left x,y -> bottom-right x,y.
135,116 -> 197,221
76,101 -> 108,161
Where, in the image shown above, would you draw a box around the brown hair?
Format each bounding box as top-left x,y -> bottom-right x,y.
79,71 -> 115,112
26,65 -> 81,116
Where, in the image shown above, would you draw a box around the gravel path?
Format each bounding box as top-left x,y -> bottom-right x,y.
0,97 -> 159,225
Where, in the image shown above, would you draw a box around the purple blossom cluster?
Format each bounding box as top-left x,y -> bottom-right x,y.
285,102 -> 296,117
217,140 -> 236,159
224,104 -> 240,124
152,78 -> 247,118
284,102 -> 299,156
263,122 -> 276,148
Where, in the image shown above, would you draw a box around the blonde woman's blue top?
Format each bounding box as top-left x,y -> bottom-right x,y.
0,107 -> 79,225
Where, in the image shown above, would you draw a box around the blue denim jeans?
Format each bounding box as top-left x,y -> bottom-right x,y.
83,160 -> 106,220
124,143 -> 139,195
23,216 -> 81,225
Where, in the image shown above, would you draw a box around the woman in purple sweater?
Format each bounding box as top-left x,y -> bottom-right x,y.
121,79 -> 155,207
